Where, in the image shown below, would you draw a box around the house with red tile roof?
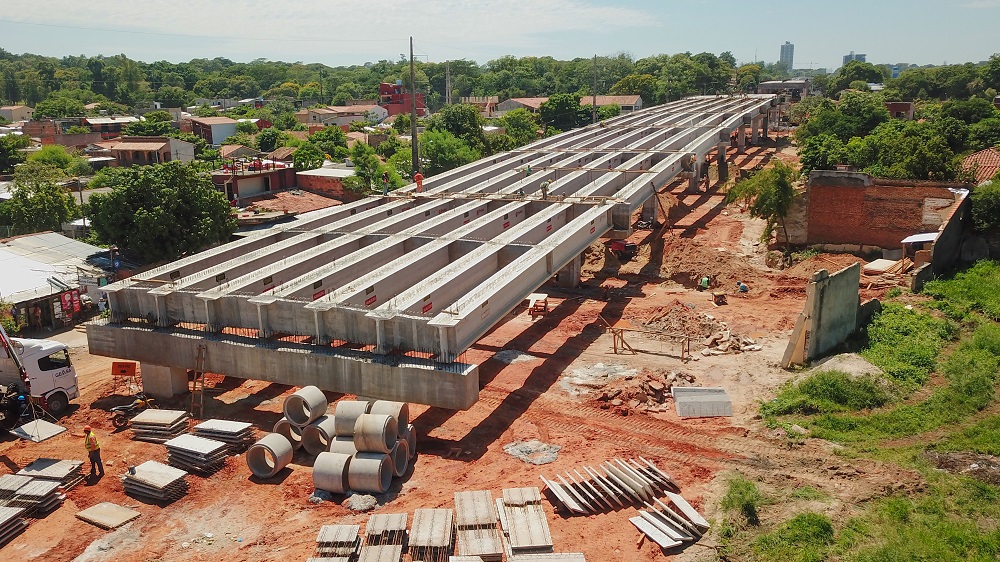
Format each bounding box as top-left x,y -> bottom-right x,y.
963,147 -> 1000,184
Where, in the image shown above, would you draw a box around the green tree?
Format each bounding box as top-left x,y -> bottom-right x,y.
968,117 -> 1000,151
123,119 -> 172,136
0,133 -> 30,174
970,179 -> 1000,232
292,143 -> 324,170
799,134 -> 848,173
608,74 -> 657,104
33,96 -> 86,118
597,104 -> 621,120
0,161 -> 77,234
256,127 -> 285,153
500,108 -> 539,147
236,120 -> 258,134
539,93 -> 589,133
348,140 -> 383,191
193,105 -> 219,117
828,61 -> 886,95
88,162 -> 235,263
428,103 -> 488,155
308,126 -> 348,158
28,145 -> 90,175
420,129 -> 478,176
724,161 -> 799,248
154,85 -> 191,108
392,112 -> 411,134
143,110 -> 173,123
164,130 -> 208,158
375,135 -> 406,159
224,132 -> 256,149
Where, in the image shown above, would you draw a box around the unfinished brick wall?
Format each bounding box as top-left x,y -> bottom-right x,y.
805,171 -> 968,249
296,174 -> 353,200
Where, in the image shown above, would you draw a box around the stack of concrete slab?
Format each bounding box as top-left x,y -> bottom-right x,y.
5,479 -> 64,516
359,512 -> 406,561
409,508 -> 454,562
192,419 -> 256,453
0,506 -> 28,547
0,475 -> 33,504
17,458 -> 85,491
672,387 -> 733,418
123,460 -> 189,502
131,409 -> 190,443
540,457 -> 677,515
629,493 -> 710,550
499,487 -> 553,556
357,544 -> 403,562
314,524 -> 361,559
164,434 -> 229,474
453,490 -> 502,561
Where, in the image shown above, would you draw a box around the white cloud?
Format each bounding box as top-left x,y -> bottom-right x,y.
1,0 -> 657,62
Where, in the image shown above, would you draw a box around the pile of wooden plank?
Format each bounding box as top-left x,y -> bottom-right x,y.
17,458 -> 85,491
131,409 -> 190,443
123,461 -> 188,502
540,457 -> 676,515
499,487 -> 553,556
164,434 -> 228,474
453,490 -> 502,561
192,419 -> 256,453
629,492 -> 710,550
314,524 -> 361,559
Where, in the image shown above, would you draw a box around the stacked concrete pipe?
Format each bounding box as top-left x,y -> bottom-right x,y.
272,417 -> 303,451
283,385 -> 328,426
369,400 -> 408,438
333,400 -> 371,436
390,438 -> 409,477
404,424 -> 416,459
348,452 -> 393,493
302,415 -> 338,456
353,414 -> 398,454
247,433 -> 294,478
313,452 -> 352,493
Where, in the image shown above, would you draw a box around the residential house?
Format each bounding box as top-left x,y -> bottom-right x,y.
885,101 -> 915,120
295,167 -> 356,199
580,95 -> 643,112
105,136 -> 195,166
191,98 -> 240,110
378,81 -> 427,117
23,119 -> 103,148
461,96 -> 499,117
83,115 -> 141,138
220,144 -> 260,159
237,118 -> 273,130
962,147 -> 1000,185
295,105 -> 388,128
190,116 -> 238,145
496,97 -> 549,115
0,105 -> 34,122
212,166 -> 297,201
265,146 -> 297,163
295,107 -> 339,126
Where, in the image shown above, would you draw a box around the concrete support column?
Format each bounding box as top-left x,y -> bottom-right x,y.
751,116 -> 761,145
140,363 -> 189,398
762,115 -> 769,140
375,318 -> 387,355
641,193 -> 658,221
737,126 -> 746,154
717,142 -> 729,182
558,254 -> 582,289
687,173 -> 700,193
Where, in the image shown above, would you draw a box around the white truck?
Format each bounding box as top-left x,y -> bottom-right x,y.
0,329 -> 79,416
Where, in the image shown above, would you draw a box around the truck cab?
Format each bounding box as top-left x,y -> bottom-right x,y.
0,338 -> 80,416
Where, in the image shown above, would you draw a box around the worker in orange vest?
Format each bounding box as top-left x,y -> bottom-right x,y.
413,171 -> 424,193
84,425 -> 104,478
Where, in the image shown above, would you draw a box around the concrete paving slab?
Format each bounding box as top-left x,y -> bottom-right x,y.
671,387 -> 733,418
131,460 -> 187,487
164,434 -> 228,455
11,419 -> 66,442
454,490 -> 497,527
410,508 -> 454,548
194,419 -> 254,433
131,409 -> 189,425
16,458 -> 82,481
75,502 -> 141,529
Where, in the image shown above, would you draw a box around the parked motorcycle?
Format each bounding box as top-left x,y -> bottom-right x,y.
110,392 -> 157,429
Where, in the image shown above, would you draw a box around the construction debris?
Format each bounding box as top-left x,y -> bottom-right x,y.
16,458 -> 85,491
123,460 -> 189,502
672,387 -> 733,418
315,524 -> 361,559
0,506 -> 28,547
164,434 -> 229,474
191,419 -> 256,453
540,457 -> 678,515
630,492 -> 710,550
500,487 -> 553,556
503,440 -> 561,465
592,369 -> 697,415
75,502 -> 141,530
454,490 -> 502,561
409,508 -> 454,562
642,299 -> 762,354
130,409 -> 190,443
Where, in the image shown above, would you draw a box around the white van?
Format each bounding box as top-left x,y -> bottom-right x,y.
0,338 -> 80,416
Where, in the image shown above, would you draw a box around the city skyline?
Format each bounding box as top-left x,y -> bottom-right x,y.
0,0 -> 997,70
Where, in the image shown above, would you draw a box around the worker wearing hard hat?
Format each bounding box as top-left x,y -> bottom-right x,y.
83,425 -> 104,479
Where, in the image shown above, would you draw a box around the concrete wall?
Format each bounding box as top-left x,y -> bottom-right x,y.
930,194 -> 971,274
782,263 -> 861,367
87,321 -> 479,409
805,170 -> 970,250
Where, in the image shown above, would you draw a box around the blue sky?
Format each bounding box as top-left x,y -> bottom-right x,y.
0,0 -> 997,69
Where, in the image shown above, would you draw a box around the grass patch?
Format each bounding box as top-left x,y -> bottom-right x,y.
753,512 -> 835,562
934,415 -> 1000,456
721,474 -> 763,525
924,260 -> 1000,321
762,370 -> 891,416
860,303 -> 954,387
790,486 -> 831,501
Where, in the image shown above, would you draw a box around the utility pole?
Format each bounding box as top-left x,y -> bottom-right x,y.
410,37 -> 419,178
592,55 -> 598,124
445,61 -> 452,105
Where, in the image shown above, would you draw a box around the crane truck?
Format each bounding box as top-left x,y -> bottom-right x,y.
0,324 -> 79,426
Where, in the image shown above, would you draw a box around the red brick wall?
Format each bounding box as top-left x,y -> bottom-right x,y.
806,172 -> 967,249
297,174 -> 347,199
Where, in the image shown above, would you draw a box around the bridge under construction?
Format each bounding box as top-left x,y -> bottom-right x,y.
86,94 -> 777,409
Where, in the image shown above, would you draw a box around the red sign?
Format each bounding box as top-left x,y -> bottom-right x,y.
364,295 -> 378,306
503,221 -> 510,229
546,224 -> 552,232
59,292 -> 73,313
312,289 -> 326,300
590,226 -> 596,234
71,289 -> 81,313
422,302 -> 433,313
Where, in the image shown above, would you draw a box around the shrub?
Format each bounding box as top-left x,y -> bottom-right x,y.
753,512 -> 835,562
861,303 -> 954,386
971,179 -> 1000,232
721,474 -> 762,525
762,370 -> 890,416
924,261 -> 1000,321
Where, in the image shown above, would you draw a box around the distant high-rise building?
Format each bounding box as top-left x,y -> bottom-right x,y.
843,51 -> 867,66
779,42 -> 794,71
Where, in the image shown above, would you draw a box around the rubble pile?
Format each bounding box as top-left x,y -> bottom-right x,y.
701,329 -> 762,355
592,369 -> 698,415
640,299 -> 762,355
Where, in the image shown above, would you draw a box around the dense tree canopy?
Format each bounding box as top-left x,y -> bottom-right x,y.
88,162 -> 235,262
0,161 -> 78,235
724,161 -> 799,248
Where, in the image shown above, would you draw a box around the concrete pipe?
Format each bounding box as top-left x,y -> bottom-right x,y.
302,415 -> 338,456
333,400 -> 372,436
368,401 -> 409,437
404,424 -> 416,459
313,452 -> 352,494
328,435 -> 359,456
283,385 -> 328,426
247,433 -> 294,479
273,417 -> 303,451
348,452 -> 392,494
353,414 -> 398,454
390,439 -> 409,477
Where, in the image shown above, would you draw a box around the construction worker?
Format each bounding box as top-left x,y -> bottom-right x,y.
736,281 -> 750,293
83,425 -> 104,478
539,180 -> 550,200
381,171 -> 390,196
413,171 -> 424,193
524,164 -> 533,177
698,276 -> 711,291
